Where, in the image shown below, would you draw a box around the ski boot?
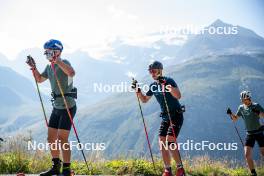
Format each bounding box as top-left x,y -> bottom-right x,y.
251,169 -> 257,176
40,158 -> 61,176
176,167 -> 186,176
17,173 -> 25,176
59,163 -> 74,176
60,168 -> 74,176
162,168 -> 173,176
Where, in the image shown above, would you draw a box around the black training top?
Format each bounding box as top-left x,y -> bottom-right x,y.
146,76 -> 181,119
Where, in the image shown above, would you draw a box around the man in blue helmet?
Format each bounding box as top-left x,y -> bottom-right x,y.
27,39 -> 77,176
132,61 -> 185,176
227,91 -> 264,176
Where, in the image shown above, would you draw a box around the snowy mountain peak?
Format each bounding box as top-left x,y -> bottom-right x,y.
209,19 -> 231,27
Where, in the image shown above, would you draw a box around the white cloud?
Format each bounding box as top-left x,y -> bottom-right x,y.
0,1 -> 143,60
107,5 -> 138,21
0,0 -> 261,61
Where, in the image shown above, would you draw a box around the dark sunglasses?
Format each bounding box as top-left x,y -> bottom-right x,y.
149,69 -> 159,74
44,50 -> 55,59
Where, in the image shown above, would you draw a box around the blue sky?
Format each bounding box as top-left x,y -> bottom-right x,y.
0,0 -> 263,59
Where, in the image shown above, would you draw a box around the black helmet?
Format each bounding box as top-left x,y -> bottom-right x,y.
148,61 -> 163,70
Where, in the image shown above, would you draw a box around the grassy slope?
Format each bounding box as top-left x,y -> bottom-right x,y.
0,136 -> 263,176
0,151 -> 263,176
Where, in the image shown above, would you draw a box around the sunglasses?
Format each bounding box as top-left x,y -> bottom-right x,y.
44,50 -> 55,60
149,69 -> 159,74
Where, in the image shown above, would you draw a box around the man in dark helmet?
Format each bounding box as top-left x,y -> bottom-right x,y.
132,61 -> 185,176
227,91 -> 264,176
26,39 -> 77,176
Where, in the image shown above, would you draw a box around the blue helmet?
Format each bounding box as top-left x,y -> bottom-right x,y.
43,39 -> 63,51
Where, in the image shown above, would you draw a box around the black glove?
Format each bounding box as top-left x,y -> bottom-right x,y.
26,55 -> 36,70
157,76 -> 166,84
226,108 -> 232,115
252,107 -> 260,115
131,79 -> 141,92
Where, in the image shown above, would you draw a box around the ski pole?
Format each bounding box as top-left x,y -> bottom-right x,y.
160,81 -> 184,168
228,115 -> 244,147
26,55 -> 48,127
50,63 -> 91,174
132,78 -> 157,174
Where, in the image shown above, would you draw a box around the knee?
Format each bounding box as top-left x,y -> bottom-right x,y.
47,135 -> 57,143
57,133 -> 68,142
167,135 -> 176,142
159,136 -> 166,143
159,136 -> 167,149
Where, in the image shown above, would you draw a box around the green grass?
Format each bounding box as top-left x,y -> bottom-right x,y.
1,134 -> 263,175
0,151 -> 263,175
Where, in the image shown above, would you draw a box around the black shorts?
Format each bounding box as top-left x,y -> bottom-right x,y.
49,105 -> 77,131
159,113 -> 183,137
245,132 -> 264,148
